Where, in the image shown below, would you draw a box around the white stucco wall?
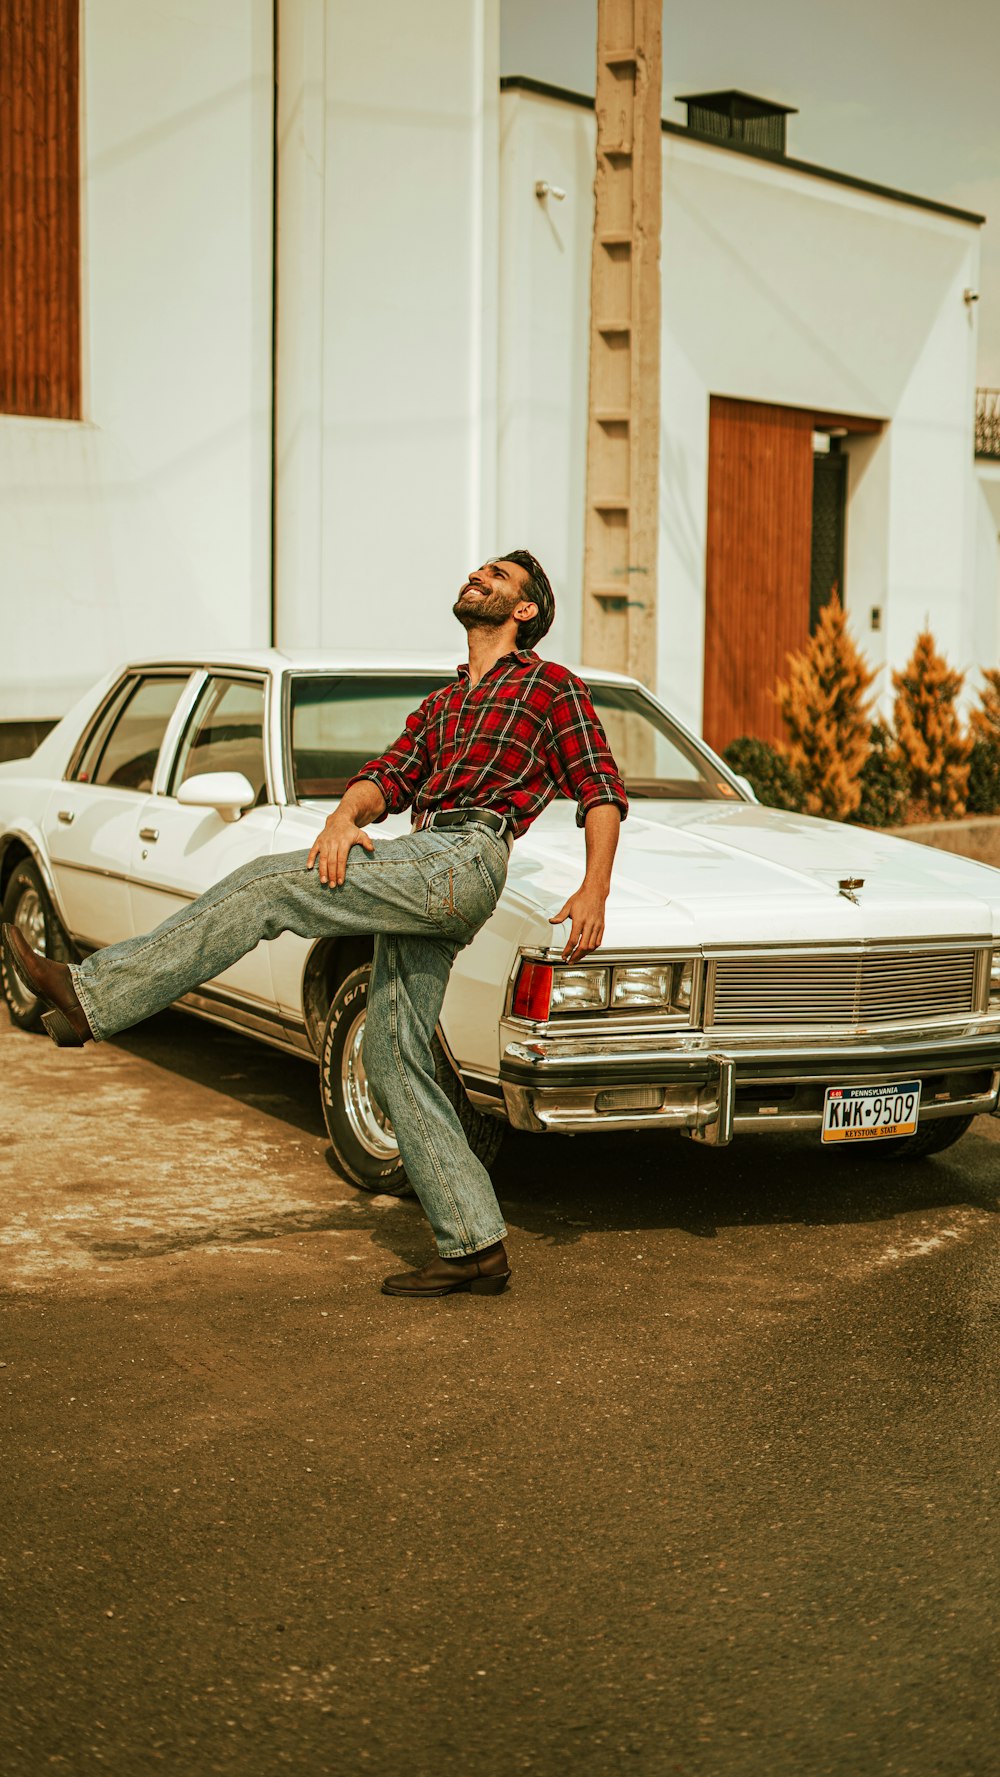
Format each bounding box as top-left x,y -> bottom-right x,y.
497,87 -> 984,732
841,430 -> 890,685
497,90 -> 594,668
275,0 -> 500,654
0,0 -> 274,722
975,463 -> 1000,674
3,32 -> 987,731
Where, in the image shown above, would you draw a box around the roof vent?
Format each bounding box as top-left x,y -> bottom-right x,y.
675,89 -> 797,156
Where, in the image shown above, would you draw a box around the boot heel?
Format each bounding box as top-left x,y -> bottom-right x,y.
469,1272 -> 511,1296
41,1008 -> 84,1048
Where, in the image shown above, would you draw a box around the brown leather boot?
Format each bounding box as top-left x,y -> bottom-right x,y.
381,1241 -> 511,1298
1,924 -> 93,1046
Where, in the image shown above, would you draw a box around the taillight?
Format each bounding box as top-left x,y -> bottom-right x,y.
511,961 -> 553,1020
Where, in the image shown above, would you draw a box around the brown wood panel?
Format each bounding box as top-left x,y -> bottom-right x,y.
810,408 -> 882,435
702,397 -> 815,751
0,0 -> 81,419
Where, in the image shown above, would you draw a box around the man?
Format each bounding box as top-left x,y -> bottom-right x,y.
3,552 -> 628,1299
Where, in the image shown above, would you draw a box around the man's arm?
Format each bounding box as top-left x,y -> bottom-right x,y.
548,803 -> 621,961
543,672 -> 628,960
307,779 -> 387,887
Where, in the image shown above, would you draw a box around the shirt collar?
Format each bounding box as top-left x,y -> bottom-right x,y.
455,648 -> 538,681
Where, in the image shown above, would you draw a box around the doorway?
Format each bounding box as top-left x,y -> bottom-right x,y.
810,438 -> 848,630
702,398 -> 882,751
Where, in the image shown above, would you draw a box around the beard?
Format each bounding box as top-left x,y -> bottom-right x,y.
452,586 -> 520,633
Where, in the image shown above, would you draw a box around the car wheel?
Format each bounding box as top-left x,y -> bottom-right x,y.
318,962 -> 505,1195
868,1113 -> 975,1162
1,858 -> 73,1032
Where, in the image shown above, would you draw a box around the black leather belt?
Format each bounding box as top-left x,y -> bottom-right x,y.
413,808 -> 511,844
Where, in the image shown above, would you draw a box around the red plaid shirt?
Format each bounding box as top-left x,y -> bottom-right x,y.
348,650 -> 628,838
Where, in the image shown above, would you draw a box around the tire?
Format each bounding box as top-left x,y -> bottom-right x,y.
867,1113 -> 975,1163
1,856 -> 73,1032
318,962 -> 505,1194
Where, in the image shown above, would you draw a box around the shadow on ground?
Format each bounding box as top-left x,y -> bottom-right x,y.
111,1012 -> 325,1138
110,1010 -> 1000,1260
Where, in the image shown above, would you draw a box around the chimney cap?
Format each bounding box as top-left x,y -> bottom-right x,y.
674,89 -> 798,120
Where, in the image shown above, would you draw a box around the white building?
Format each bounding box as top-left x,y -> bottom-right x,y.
499,76 -> 988,748
0,0 -> 993,758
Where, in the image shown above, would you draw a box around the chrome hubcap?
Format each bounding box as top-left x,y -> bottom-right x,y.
8,886 -> 47,1014
341,1011 -> 399,1159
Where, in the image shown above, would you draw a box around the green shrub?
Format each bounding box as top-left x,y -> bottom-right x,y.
723,738 -> 805,812
853,723 -> 909,828
966,737 -> 1000,815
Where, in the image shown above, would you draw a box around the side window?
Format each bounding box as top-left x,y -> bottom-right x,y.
81,677 -> 188,793
170,677 -> 267,804
289,675 -> 447,798
70,678 -> 137,783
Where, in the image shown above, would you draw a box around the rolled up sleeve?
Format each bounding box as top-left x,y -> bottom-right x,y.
345,700 -> 431,821
544,676 -> 629,828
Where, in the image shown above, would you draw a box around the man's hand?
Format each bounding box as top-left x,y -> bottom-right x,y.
308,813 -> 374,886
307,780 -> 386,885
549,883 -> 608,962
549,804 -> 620,962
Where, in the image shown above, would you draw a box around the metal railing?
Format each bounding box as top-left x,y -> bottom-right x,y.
976,388 -> 1000,458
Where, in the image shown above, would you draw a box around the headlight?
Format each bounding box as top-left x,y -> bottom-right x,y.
511,958 -> 698,1020
673,959 -> 694,1011
612,961 -> 694,1013
550,966 -> 610,1013
611,964 -> 673,1008
990,949 -> 1000,1009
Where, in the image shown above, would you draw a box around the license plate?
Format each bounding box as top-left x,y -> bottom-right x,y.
821,1080 -> 921,1143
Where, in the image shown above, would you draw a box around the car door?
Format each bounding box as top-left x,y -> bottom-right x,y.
128,672 -> 282,1020
42,672 -> 193,947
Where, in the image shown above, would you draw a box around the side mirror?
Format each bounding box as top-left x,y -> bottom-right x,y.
176,772 -> 256,823
732,774 -> 759,803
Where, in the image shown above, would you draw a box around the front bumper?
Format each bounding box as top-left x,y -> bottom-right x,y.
497,1026 -> 1000,1144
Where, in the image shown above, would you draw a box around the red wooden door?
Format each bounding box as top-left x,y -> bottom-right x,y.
702,397 -> 815,751
0,0 -> 81,420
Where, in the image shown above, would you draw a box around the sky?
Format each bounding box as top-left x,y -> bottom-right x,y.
502,0 -> 1000,386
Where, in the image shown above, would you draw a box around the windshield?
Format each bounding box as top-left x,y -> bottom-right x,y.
288,673 -> 739,803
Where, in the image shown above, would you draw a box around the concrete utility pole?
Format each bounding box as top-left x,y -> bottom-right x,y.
581,0 -> 663,687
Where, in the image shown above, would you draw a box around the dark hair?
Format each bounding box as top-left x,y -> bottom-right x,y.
500,549 -> 555,650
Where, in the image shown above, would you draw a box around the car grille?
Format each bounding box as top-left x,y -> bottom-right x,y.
708,948 -> 980,1031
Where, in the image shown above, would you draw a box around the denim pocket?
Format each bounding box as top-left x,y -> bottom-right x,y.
425,863 -> 474,937
425,847 -> 499,940
473,851 -> 503,911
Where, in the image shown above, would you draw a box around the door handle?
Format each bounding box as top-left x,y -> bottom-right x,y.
139,827 -> 159,843
57,810 -> 75,825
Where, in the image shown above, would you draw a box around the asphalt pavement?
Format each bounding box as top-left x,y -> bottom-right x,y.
1,1007 -> 998,1776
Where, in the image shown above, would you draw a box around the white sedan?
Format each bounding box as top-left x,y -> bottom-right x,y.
2,650 -> 1000,1192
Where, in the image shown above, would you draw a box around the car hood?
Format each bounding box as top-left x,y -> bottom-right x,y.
512,801 -> 1000,948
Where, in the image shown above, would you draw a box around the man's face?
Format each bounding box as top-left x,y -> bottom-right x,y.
453,559 -> 536,636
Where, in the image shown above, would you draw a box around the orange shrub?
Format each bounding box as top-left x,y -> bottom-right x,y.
774,593 -> 874,820
891,631 -> 971,820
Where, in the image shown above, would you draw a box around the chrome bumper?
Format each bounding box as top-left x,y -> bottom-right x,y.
497,1027 -> 1000,1145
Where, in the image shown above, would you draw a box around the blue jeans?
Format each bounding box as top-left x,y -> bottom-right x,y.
71,827 -> 511,1258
